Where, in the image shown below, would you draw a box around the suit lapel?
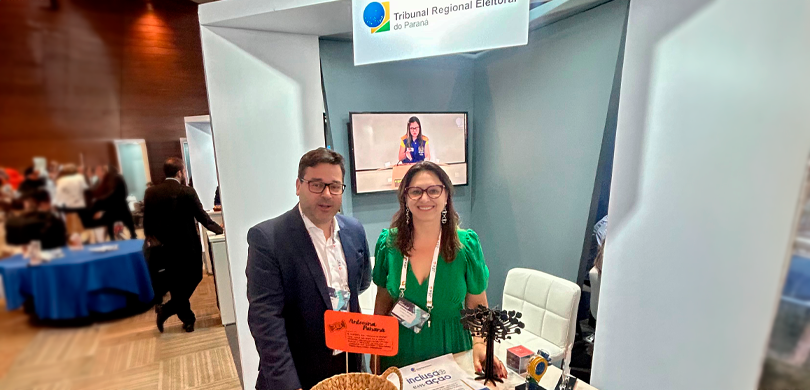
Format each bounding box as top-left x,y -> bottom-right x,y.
288,206 -> 332,309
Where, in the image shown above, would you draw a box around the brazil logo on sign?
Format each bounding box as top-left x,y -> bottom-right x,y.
363,2 -> 390,33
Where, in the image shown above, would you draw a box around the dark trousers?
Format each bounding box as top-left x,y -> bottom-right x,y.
161,277 -> 200,325
152,245 -> 202,326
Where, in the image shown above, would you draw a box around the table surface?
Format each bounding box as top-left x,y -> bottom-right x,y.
0,240 -> 144,268
0,239 -> 153,319
453,343 -> 597,390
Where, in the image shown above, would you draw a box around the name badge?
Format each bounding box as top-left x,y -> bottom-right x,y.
328,287 -> 350,312
390,298 -> 430,334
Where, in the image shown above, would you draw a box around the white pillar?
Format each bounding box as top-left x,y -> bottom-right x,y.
200,25 -> 325,389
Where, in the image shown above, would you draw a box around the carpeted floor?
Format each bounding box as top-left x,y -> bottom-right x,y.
0,275 -> 241,390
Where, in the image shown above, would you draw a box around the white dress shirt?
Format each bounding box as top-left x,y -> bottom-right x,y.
55,174 -> 88,208
299,206 -> 349,355
299,206 -> 349,297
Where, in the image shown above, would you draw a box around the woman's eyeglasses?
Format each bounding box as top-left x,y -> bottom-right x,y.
405,185 -> 445,200
299,178 -> 346,195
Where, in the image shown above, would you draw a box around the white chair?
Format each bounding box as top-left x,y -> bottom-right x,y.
501,268 -> 581,366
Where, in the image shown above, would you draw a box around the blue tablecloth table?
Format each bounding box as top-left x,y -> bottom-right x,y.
0,239 -> 154,320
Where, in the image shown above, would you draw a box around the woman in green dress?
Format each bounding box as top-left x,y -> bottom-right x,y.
372,161 -> 507,378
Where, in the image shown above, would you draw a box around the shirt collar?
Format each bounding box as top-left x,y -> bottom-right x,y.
166,177 -> 181,184
298,205 -> 340,236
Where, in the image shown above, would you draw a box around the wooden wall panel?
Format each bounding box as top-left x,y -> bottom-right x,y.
0,0 -> 208,182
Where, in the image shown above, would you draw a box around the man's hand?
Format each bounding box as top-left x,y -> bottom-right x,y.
94,211 -> 104,219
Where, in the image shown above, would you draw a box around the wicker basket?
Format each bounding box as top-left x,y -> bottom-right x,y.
311,367 -> 403,390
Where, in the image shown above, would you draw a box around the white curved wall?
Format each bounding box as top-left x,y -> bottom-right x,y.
592,1 -> 810,389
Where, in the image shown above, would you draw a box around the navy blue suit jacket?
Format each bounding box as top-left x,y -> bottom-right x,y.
246,206 -> 372,390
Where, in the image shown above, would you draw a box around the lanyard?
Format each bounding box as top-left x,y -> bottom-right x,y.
323,220 -> 347,291
399,239 -> 441,312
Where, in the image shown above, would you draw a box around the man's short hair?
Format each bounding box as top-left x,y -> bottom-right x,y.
23,189 -> 51,204
24,166 -> 35,176
297,148 -> 345,180
163,157 -> 185,178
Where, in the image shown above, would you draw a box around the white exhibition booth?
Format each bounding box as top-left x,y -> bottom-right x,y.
182,115 -> 236,326
197,0 -> 810,389
183,115 -> 219,211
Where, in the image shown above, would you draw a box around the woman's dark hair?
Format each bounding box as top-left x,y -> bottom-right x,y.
404,116 -> 425,155
391,161 -> 461,262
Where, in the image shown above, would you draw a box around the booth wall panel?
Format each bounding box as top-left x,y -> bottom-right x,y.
590,0 -> 810,389
185,122 -> 219,211
471,0 -> 629,304
319,40 -> 475,251
200,26 -> 325,390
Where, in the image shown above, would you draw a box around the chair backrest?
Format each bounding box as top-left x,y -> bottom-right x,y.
502,268 -> 581,352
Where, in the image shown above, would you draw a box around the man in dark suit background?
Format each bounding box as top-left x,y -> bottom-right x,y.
247,148 -> 372,390
144,157 -> 223,333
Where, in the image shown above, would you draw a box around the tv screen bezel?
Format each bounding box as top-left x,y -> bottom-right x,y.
347,111 -> 470,195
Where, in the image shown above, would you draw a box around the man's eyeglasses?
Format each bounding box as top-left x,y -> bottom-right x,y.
405,185 -> 445,200
299,178 -> 346,195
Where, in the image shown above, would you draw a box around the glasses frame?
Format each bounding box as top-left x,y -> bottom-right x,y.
299,178 -> 346,195
404,185 -> 445,200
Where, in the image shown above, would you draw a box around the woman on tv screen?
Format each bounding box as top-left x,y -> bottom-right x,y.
398,116 -> 432,164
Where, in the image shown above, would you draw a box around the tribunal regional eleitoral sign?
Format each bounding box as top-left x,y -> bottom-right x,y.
352,0 -> 529,66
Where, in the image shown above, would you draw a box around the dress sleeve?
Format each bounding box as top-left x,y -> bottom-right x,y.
372,229 -> 391,287
463,229 -> 489,295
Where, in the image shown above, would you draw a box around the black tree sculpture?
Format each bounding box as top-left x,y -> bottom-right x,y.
460,305 -> 525,386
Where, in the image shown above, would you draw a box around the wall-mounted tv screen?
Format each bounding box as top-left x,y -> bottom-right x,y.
348,112 -> 469,194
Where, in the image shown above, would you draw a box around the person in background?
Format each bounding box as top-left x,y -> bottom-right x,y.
47,160 -> 60,182
93,165 -> 136,240
145,157 -> 223,333
54,164 -> 88,237
0,171 -> 17,258
17,167 -> 47,199
246,148 -> 371,390
85,165 -> 103,188
0,170 -> 15,210
2,167 -> 23,190
371,161 -> 506,377
213,186 -> 221,210
43,160 -> 59,199
5,189 -> 67,250
398,116 -> 431,164
594,215 -> 608,251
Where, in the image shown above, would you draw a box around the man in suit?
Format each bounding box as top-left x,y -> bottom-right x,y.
144,157 -> 223,333
247,148 -> 372,390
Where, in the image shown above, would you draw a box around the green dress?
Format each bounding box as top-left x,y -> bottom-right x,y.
373,228 -> 490,370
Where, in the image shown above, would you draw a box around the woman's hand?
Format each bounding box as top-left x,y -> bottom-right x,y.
472,343 -> 508,379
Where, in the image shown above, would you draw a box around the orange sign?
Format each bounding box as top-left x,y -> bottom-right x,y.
324,310 -> 399,356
